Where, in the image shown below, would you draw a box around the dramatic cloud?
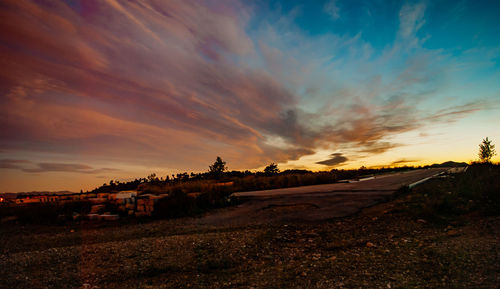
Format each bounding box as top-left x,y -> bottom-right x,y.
316,153 -> 348,166
0,0 -> 293,169
0,0 -> 497,186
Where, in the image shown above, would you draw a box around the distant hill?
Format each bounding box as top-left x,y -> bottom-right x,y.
0,191 -> 76,197
429,161 -> 468,168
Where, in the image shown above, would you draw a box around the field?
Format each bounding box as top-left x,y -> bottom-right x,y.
0,164 -> 499,288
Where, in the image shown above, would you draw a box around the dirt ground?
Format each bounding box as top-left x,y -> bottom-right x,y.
1,184 -> 499,289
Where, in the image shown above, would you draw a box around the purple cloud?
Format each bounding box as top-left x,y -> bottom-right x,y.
316,153 -> 348,166
22,163 -> 119,174
0,159 -> 32,169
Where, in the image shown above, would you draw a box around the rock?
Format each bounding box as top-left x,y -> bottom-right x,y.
101,214 -> 120,221
1,216 -> 18,223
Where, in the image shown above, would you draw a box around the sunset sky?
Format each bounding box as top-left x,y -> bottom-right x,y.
1,0 -> 499,192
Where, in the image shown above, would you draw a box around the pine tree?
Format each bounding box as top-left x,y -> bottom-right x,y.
479,137 -> 496,163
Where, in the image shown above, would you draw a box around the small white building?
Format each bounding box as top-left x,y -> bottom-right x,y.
115,191 -> 138,199
109,190 -> 137,204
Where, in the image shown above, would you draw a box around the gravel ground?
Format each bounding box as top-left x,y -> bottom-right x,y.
1,194 -> 499,289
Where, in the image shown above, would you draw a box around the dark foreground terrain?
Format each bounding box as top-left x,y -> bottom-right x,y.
1,166 -> 499,288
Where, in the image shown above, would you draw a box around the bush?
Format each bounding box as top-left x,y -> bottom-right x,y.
403,163 -> 500,223
153,189 -> 197,218
0,200 -> 94,224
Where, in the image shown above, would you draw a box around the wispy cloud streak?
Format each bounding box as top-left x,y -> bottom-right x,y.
0,159 -> 118,174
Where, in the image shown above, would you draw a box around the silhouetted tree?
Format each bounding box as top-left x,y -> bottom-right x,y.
264,163 -> 280,175
176,172 -> 189,181
479,137 -> 496,163
147,173 -> 157,182
209,156 -> 227,179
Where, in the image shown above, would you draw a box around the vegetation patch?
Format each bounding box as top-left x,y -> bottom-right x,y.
401,163 -> 500,224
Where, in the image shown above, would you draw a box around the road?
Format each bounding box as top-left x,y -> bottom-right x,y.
198,168 -> 446,225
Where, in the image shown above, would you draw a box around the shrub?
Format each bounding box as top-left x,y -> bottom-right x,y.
0,200 -> 93,224
403,163 -> 500,223
153,189 -> 197,218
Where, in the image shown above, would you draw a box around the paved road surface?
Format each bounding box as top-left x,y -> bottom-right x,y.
198,168 -> 446,225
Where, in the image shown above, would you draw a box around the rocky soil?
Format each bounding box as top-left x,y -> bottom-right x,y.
1,190 -> 499,289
